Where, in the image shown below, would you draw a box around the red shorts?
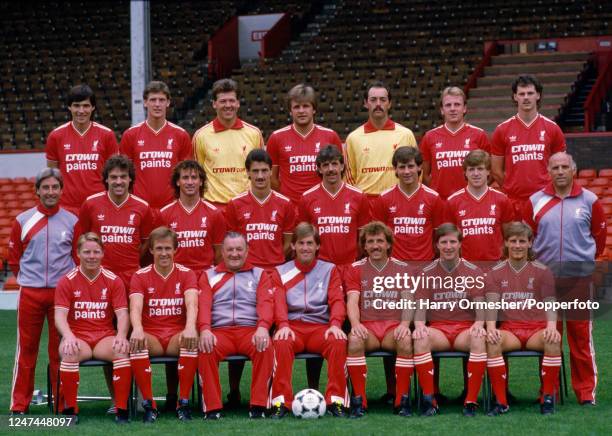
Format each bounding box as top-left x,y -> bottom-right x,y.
363,320 -> 399,342
146,329 -> 181,352
500,322 -> 547,349
429,321 -> 472,347
74,330 -> 116,349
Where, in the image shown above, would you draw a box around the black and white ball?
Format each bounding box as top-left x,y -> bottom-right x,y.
291,389 -> 326,419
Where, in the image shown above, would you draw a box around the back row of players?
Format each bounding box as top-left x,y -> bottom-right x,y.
9,75 -> 604,420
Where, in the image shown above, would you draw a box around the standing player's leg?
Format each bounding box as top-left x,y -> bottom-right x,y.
10,288 -> 49,413
45,292 -> 63,412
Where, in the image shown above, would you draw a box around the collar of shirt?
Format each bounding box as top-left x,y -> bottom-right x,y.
542,180 -> 582,198
213,117 -> 244,133
37,204 -> 60,216
363,118 -> 395,134
294,258 -> 318,274
215,260 -> 255,273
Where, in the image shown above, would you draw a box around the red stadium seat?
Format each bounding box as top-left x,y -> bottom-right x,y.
578,169 -> 596,179
603,205 -> 612,216
0,228 -> 11,237
3,276 -> 19,291
607,226 -> 612,236
21,200 -> 36,209
589,186 -> 603,197
575,178 -> 590,187
590,178 -> 609,187
598,169 -> 612,178
0,185 -> 14,193
15,184 -> 31,192
1,193 -> 18,201
602,197 -> 612,206
12,177 -> 28,184
0,178 -> 12,185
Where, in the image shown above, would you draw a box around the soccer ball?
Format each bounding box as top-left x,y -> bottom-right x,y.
291,389 -> 326,419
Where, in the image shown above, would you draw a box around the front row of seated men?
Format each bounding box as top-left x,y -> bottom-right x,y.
56,220 -> 562,422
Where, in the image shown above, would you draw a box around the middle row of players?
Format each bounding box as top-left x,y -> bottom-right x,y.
81,144 -> 516,288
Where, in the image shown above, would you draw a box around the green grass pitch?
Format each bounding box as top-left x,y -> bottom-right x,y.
0,311 -> 609,435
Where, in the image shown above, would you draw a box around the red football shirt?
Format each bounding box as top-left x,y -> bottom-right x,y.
225,190 -> 296,268
55,266 -> 127,334
45,121 -> 118,209
372,184 -> 445,261
159,199 -> 226,272
267,124 -> 343,203
298,183 -> 370,265
416,258 -> 485,322
79,192 -> 154,274
120,121 -> 192,209
345,257 -> 411,321
486,260 -> 555,324
491,114 -> 566,200
445,187 -> 515,261
420,123 -> 490,199
129,263 -> 198,334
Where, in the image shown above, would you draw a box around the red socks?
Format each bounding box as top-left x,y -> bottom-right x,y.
394,356 -> 414,407
465,353 -> 487,405
59,361 -> 79,412
541,355 -> 561,398
112,358 -> 132,410
178,348 -> 198,402
487,356 -> 508,406
414,352 -> 435,397
347,356 -> 368,408
130,350 -> 156,408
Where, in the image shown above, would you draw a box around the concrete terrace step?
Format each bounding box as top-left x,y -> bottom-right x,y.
468,107 -> 559,121
470,83 -> 573,99
477,71 -> 579,87
484,61 -> 586,76
491,51 -> 590,65
470,83 -> 573,98
468,94 -> 566,109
